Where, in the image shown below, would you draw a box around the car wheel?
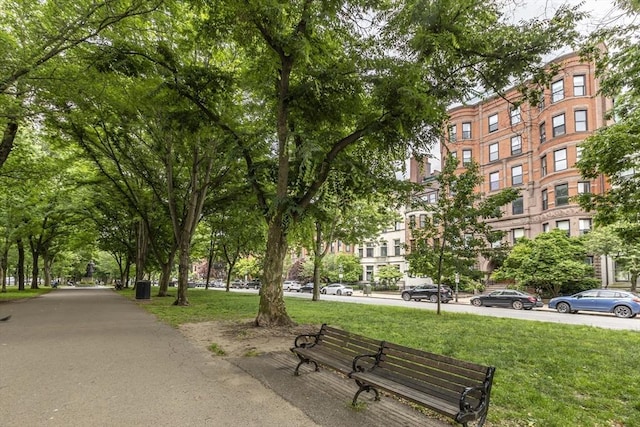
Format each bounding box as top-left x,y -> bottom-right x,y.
337,290 -> 342,296
556,302 -> 570,313
402,293 -> 411,301
429,295 -> 438,303
613,305 -> 633,318
471,298 -> 482,307
512,300 -> 524,310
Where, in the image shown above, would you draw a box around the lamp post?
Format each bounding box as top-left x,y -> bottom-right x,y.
455,273 -> 460,303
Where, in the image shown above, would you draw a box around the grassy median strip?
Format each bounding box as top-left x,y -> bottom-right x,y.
0,288 -> 52,300
126,289 -> 638,427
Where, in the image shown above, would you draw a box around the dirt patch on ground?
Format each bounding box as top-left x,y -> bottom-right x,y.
178,319 -> 321,358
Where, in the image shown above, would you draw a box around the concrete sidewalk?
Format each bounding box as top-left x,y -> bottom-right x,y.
0,288 -> 319,427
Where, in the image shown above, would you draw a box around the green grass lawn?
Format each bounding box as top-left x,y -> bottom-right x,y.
0,287 -> 52,300
125,289 -> 639,426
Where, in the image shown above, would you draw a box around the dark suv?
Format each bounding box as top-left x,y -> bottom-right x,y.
401,284 -> 453,303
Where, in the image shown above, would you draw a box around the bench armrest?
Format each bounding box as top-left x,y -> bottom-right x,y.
351,353 -> 380,374
459,384 -> 489,413
292,332 -> 321,349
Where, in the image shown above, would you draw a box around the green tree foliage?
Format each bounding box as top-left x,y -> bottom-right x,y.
376,265 -> 403,289
187,0 -> 582,326
583,222 -> 640,291
407,155 -> 519,312
493,229 -> 597,297
0,0 -> 161,169
577,2 -> 640,224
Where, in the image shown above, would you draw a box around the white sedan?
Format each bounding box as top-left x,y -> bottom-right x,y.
320,283 -> 353,296
283,281 -> 301,291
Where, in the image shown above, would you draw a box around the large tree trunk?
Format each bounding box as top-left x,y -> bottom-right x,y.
174,230 -> 191,306
28,239 -> 40,290
631,271 -> 638,293
17,238 -> 25,290
135,219 -> 148,282
1,243 -> 7,293
157,253 -> 175,297
0,120 -> 18,170
43,252 -> 53,287
256,218 -> 293,327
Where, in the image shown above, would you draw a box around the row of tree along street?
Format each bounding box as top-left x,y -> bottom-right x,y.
1,1 -> 639,326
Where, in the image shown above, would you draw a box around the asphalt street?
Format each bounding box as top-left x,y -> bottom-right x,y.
0,288 -> 319,427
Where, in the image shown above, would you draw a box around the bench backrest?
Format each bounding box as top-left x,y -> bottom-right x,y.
317,325 -> 383,370
377,341 -> 494,406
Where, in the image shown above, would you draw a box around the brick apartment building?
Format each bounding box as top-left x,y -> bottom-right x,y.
441,50 -> 613,280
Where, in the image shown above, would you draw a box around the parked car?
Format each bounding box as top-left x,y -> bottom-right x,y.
245,280 -> 261,290
320,283 -> 354,296
298,283 -> 315,293
231,280 -> 245,289
401,284 -> 453,303
548,289 -> 640,318
470,289 -> 542,310
283,281 -> 301,292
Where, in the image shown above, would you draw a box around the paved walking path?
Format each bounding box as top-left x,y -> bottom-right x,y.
0,288 -> 319,427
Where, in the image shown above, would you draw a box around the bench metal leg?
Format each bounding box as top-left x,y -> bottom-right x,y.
352,383 -> 379,405
293,358 -> 318,376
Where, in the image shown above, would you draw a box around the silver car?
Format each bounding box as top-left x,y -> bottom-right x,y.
320,283 -> 353,296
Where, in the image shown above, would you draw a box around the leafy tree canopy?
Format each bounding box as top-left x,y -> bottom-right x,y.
493,229 -> 597,296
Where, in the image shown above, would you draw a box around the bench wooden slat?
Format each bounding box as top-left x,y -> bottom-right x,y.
290,324 -> 382,376
352,340 -> 495,427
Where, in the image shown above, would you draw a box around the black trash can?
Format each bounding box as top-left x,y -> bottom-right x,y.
135,280 -> 151,300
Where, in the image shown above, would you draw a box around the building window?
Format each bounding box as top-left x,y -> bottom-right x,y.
462,149 -> 472,166
409,215 -> 416,229
539,122 -> 546,143
512,197 -> 524,214
577,181 -> 591,194
542,189 -> 548,210
575,110 -> 587,132
538,94 -> 545,111
366,244 -> 374,257
573,75 -> 586,96
551,79 -> 564,103
489,142 -> 499,162
556,219 -> 570,236
489,171 -> 500,191
365,265 -> 373,281
511,165 -> 523,186
555,183 -> 569,206
462,122 -> 472,139
419,214 -> 426,228
380,242 -> 388,257
512,228 -> 525,243
451,151 -> 457,160
428,193 -> 437,204
579,218 -> 592,235
358,247 -> 363,257
542,223 -> 550,232
448,124 -> 457,142
541,155 -> 547,177
394,239 -> 401,256
510,106 -> 521,125
552,113 -> 566,137
576,145 -> 583,163
510,135 -> 522,155
554,148 -> 567,171
488,113 -> 498,133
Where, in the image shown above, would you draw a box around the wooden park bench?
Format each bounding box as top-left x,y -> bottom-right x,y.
290,324 -> 382,377
349,340 -> 496,427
